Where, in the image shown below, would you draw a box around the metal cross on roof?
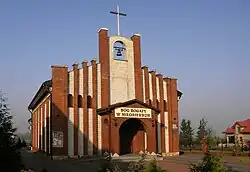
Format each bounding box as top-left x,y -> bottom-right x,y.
110,6 -> 127,36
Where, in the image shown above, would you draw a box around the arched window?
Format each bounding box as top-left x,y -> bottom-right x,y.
113,41 -> 126,60
68,94 -> 73,107
87,95 -> 92,109
78,95 -> 83,108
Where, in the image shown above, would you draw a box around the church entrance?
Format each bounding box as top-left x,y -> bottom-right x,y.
119,118 -> 146,155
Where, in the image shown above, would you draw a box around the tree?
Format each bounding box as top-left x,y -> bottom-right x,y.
196,118 -> 208,143
16,137 -> 23,149
0,90 -> 22,171
180,119 -> 188,147
186,120 -> 194,149
180,119 -> 194,148
21,139 -> 27,148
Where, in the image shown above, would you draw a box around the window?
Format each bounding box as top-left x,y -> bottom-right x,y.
164,100 -> 167,111
113,41 -> 126,60
237,126 -> 241,133
156,100 -> 159,109
148,99 -> 152,106
87,95 -> 92,108
228,136 -> 235,144
78,95 -> 83,108
68,94 -> 73,107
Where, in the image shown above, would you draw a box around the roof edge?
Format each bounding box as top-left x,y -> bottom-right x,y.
28,80 -> 52,110
97,99 -> 161,115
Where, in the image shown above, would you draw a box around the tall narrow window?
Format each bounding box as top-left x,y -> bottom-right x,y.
164,100 -> 167,111
149,99 -> 152,106
78,95 -> 83,108
87,95 -> 92,108
68,94 -> 73,107
156,100 -> 159,109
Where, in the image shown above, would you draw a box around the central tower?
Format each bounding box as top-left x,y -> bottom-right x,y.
98,28 -> 143,108
109,35 -> 135,104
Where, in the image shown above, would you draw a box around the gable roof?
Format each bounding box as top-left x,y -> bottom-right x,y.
223,119 -> 250,134
97,99 -> 161,115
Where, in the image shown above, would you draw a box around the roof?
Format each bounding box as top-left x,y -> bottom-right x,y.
28,80 -> 52,110
223,119 -> 250,134
97,99 -> 161,115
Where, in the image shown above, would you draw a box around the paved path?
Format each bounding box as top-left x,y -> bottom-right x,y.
22,150 -> 250,172
163,155 -> 250,172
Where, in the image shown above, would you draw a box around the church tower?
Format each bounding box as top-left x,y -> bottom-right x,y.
99,28 -> 143,107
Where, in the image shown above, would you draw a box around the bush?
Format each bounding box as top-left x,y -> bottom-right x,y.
144,157 -> 166,172
189,153 -> 226,172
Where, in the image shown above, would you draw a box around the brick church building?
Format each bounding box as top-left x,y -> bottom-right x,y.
28,28 -> 183,158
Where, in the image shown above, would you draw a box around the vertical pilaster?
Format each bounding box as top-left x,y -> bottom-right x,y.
73,63 -> 79,156
99,28 -> 110,152
51,65 -> 68,156
131,34 -> 143,101
157,74 -> 166,153
165,77 -> 173,153
142,66 -> 149,104
82,61 -> 88,155
91,59 -> 98,154
170,79 -> 179,153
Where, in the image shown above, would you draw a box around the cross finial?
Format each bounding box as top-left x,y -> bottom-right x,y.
110,6 -> 127,36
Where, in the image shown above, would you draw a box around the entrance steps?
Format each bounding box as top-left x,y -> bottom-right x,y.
111,153 -> 163,162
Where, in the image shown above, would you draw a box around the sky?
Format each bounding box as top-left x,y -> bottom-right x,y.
0,0 -> 249,135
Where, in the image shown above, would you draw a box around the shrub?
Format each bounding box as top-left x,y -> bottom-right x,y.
144,157 -> 166,172
189,153 -> 226,172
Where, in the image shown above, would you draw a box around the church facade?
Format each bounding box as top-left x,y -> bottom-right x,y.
28,28 -> 183,158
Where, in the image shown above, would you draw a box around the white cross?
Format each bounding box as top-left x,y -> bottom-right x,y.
110,6 -> 127,36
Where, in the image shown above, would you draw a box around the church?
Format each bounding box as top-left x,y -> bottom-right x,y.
28,23 -> 183,158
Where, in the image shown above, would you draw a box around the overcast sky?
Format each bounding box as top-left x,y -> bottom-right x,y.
0,0 -> 249,135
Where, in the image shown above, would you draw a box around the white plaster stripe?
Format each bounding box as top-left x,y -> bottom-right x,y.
88,109 -> 93,155
69,71 -> 74,95
97,114 -> 102,154
88,66 -> 93,96
40,108 -> 43,150
68,107 -> 74,156
78,108 -> 84,156
156,77 -> 160,100
37,110 -> 40,150
97,64 -> 102,154
149,73 -> 153,100
44,104 -> 47,152
142,69 -> 146,103
144,132 -> 147,151
79,69 -> 83,96
48,99 -> 51,154
163,80 -> 167,101
157,114 -> 161,153
97,64 -> 101,109
165,112 -> 169,153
